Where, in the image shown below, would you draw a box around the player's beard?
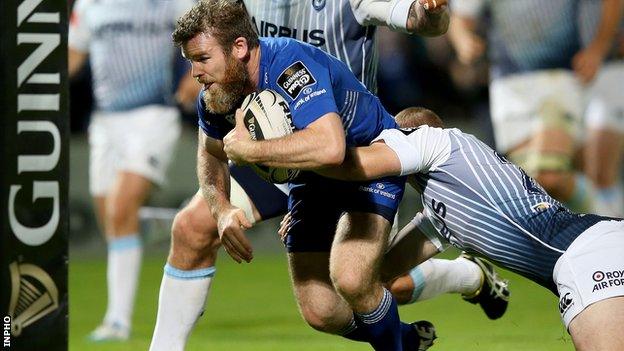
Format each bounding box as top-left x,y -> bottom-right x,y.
203,54 -> 249,114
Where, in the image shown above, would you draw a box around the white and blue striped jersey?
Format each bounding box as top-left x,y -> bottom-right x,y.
377,126 -> 605,291
451,0 -> 586,79
243,0 -> 379,91
69,0 -> 194,112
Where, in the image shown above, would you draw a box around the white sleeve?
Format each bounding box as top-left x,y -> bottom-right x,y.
450,0 -> 486,18
372,126 -> 450,176
349,0 -> 415,33
68,0 -> 91,52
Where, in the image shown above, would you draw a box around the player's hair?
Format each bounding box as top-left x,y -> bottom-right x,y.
395,107 -> 444,128
172,0 -> 259,51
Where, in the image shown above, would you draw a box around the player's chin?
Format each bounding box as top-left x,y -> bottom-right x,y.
205,89 -> 241,114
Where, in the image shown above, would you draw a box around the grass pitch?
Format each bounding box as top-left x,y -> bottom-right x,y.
70,251 -> 574,351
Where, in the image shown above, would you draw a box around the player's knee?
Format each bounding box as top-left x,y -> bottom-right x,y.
171,208 -> 220,255
299,304 -> 344,334
330,271 -> 369,303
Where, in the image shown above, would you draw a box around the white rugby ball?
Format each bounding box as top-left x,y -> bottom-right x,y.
240,89 -> 300,184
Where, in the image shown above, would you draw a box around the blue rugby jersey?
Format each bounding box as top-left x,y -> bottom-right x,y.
69,0 -> 194,112
198,37 -> 397,148
378,126 -> 605,291
244,0 -> 379,91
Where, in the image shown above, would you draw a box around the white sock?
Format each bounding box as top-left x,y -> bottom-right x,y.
103,234 -> 142,330
408,257 -> 482,303
593,184 -> 624,217
149,264 -> 215,351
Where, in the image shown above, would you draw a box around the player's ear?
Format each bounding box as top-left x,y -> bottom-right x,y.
231,37 -> 249,59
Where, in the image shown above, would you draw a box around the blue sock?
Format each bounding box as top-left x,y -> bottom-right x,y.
343,315 -> 420,350
354,288 -> 403,350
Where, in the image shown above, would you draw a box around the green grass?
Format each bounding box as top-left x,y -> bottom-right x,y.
70,252 -> 575,351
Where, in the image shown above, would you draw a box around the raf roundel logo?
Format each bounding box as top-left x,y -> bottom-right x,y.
593,271 -> 605,282
312,0 -> 326,11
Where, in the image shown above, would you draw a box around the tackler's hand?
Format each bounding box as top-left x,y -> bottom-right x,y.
418,0 -> 448,12
224,108 -> 254,165
278,211 -> 294,243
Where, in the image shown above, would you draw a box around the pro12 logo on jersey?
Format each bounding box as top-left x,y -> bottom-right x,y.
278,61 -> 317,100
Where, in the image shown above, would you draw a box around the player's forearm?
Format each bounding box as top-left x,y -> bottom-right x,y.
245,128 -> 346,169
590,0 -> 624,55
406,1 -> 449,36
197,133 -> 232,219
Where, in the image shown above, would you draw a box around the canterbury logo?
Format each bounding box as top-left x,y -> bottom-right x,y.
8,262 -> 59,336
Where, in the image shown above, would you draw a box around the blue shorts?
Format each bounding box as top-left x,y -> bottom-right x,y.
284,173 -> 406,252
229,164 -> 288,219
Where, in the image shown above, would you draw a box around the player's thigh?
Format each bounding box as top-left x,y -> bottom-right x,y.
107,171 -> 153,212
332,212 -> 391,266
569,296 -> 624,351
288,252 -> 352,333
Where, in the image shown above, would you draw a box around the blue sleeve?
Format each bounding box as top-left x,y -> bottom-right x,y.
196,91 -> 227,140
268,48 -> 339,130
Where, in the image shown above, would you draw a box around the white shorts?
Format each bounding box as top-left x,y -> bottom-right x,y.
553,219 -> 624,329
89,105 -> 181,196
489,69 -> 583,153
584,61 -> 624,133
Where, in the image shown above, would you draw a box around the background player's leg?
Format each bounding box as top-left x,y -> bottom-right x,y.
509,129 -> 591,213
91,171 -> 152,341
582,61 -> 624,217
569,297 -> 624,351
584,129 -> 623,216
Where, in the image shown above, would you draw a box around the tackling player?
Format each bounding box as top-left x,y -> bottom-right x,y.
277,106 -> 624,350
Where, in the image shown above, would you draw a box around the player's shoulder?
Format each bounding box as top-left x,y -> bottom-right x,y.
261,38 -> 327,100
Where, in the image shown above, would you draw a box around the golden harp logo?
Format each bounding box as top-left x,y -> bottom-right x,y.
8,262 -> 59,336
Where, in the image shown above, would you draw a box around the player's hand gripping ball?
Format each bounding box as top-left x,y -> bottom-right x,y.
240,89 -> 300,184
